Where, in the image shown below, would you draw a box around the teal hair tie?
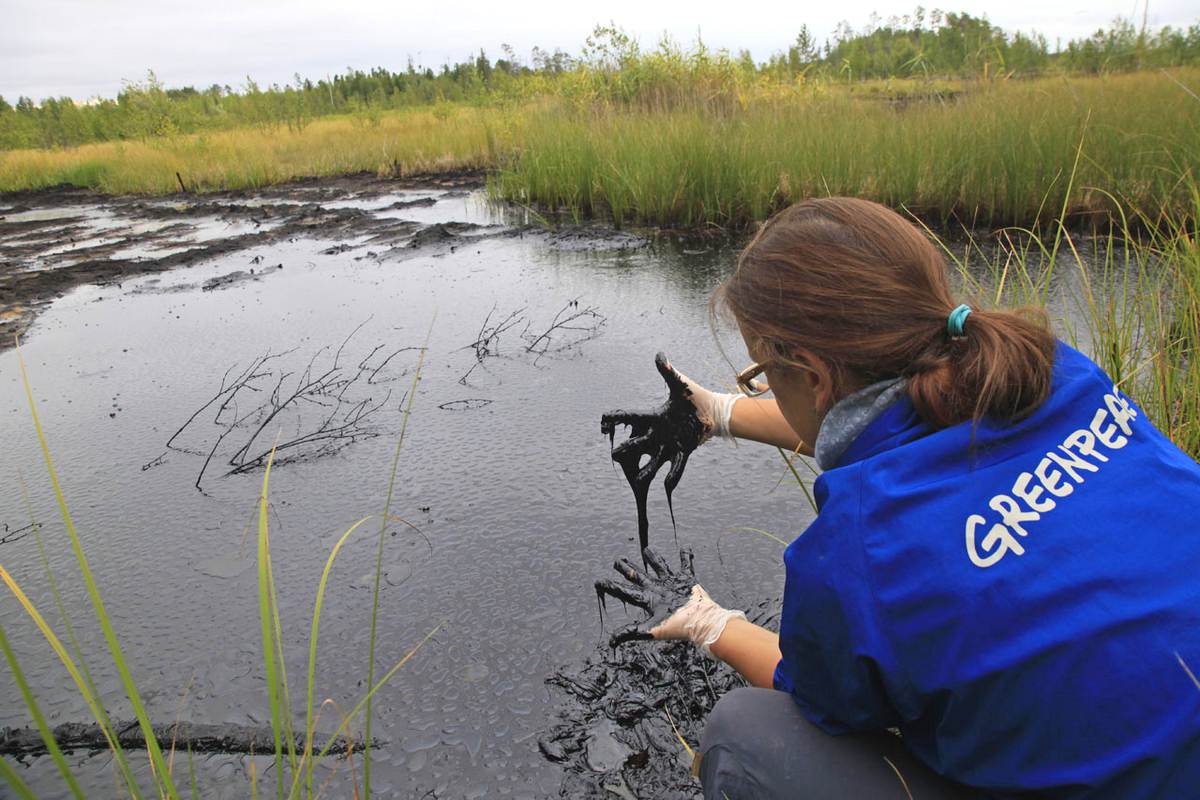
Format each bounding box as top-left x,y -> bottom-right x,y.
947,304 -> 972,338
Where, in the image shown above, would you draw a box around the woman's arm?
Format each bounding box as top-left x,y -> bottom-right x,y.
708,618 -> 783,689
666,362 -> 807,452
729,397 -> 811,454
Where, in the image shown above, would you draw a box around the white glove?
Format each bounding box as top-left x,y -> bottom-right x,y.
671,366 -> 741,442
649,584 -> 747,656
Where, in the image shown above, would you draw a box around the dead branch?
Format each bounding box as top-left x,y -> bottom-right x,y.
458,304 -> 527,384
522,297 -> 606,362
0,522 -> 39,547
166,325 -> 421,490
368,346 -> 420,384
0,719 -> 375,758
140,452 -> 168,472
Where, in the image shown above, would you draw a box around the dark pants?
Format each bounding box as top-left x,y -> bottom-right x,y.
699,687 -> 978,799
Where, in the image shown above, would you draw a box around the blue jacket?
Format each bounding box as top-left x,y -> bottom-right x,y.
774,341 -> 1200,798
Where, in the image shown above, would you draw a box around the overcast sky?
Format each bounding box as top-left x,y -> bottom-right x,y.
2,0 -> 1195,102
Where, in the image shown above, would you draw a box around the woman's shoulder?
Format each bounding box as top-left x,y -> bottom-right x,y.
785,462 -> 869,572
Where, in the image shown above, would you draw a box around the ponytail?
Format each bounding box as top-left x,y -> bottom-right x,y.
905,306 -> 1056,429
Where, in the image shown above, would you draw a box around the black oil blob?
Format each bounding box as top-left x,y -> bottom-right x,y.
540,547 -> 778,798
594,546 -> 696,646
600,353 -> 707,552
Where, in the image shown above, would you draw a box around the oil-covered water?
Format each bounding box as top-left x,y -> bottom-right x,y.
0,178 -> 1109,798
0,181 -> 798,798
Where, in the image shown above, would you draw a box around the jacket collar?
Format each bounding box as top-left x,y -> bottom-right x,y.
832,393 -> 930,470
814,378 -> 907,470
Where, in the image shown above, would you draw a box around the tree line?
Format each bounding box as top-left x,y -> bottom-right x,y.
2,9 -> 1197,150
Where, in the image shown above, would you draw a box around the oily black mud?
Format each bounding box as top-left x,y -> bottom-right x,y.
594,547 -> 699,646
601,353 -> 707,552
0,171 -> 488,349
540,547 -> 779,799
0,170 -> 659,351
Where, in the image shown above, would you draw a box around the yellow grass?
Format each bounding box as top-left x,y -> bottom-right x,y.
0,107 -> 512,194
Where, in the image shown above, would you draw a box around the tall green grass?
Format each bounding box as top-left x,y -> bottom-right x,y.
1,338 -> 438,798
492,68 -> 1200,230
0,106 -> 508,194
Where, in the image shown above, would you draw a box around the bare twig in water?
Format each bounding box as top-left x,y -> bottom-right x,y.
167,323 -> 421,490
141,451 -> 168,471
458,304 -> 527,384
437,399 -> 493,411
0,522 -> 39,547
456,299 -> 605,382
522,297 -> 606,363
368,346 -> 423,385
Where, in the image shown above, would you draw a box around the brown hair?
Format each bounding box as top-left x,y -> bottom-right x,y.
714,197 -> 1056,429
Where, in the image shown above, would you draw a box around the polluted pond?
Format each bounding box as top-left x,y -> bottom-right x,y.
0,173 -> 1109,796
0,173 -> 793,798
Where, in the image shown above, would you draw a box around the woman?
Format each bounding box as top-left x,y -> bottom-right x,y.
647,197 -> 1200,798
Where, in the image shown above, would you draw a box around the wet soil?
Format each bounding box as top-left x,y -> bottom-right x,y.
0,171 -> 503,349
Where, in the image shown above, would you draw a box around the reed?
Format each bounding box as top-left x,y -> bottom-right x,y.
0,107 -> 508,194
931,181 -> 1200,459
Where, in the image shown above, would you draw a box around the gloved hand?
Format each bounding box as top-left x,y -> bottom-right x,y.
664,361 -> 741,443
595,546 -> 746,656
600,354 -> 736,553
650,584 -> 746,655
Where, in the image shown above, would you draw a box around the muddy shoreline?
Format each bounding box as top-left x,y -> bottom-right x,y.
0,171 -> 490,350
1,167 -> 1126,354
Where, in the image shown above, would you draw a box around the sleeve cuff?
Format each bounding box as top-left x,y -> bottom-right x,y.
772,657 -> 791,693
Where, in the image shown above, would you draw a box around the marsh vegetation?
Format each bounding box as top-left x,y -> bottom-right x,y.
1,12 -> 1198,230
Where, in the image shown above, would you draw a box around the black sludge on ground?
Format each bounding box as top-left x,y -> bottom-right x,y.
540,548 -> 779,798
1,174 -> 804,798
